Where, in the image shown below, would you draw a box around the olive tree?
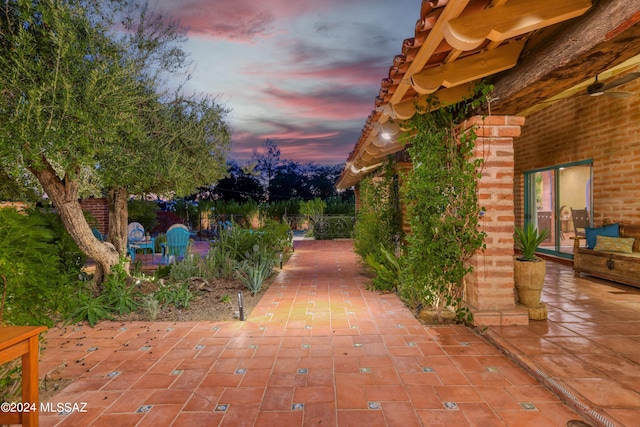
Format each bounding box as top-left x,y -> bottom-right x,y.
0,0 -> 230,283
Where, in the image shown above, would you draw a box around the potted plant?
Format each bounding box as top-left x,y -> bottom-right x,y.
514,223 -> 551,320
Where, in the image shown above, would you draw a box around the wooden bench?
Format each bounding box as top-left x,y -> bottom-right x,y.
573,224 -> 640,288
0,326 -> 47,427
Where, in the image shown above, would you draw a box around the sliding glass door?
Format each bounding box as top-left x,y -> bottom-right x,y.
524,161 -> 592,258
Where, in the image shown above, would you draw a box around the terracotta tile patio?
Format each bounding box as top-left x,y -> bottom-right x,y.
36,240 -> 638,426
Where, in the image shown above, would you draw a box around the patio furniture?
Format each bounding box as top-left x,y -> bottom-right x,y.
573,223 -> 640,288
571,208 -> 590,238
127,222 -> 155,261
0,326 -> 47,427
161,224 -> 190,263
92,228 -> 104,242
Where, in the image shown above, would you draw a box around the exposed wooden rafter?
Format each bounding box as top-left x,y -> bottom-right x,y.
387,0 -> 471,106
410,40 -> 525,94
444,0 -> 592,51
491,0 -> 640,114
392,83 -> 476,120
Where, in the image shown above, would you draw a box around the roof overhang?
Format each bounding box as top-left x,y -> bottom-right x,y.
337,0 -> 640,189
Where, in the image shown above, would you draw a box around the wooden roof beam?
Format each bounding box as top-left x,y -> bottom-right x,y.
392,83 -> 476,120
411,39 -> 525,94
444,0 -> 592,51
491,0 -> 640,115
388,0 -> 471,106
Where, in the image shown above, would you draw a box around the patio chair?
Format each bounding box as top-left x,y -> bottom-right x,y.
162,224 -> 191,263
127,222 -> 155,261
571,208 -> 590,238
92,228 -> 104,242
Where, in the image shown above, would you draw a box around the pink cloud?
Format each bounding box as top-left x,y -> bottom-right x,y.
153,0 -> 340,41
241,58 -> 386,87
262,86 -> 372,121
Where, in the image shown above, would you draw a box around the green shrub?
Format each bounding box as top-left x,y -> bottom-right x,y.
324,196 -> 355,215
399,85 -> 490,323
128,200 -> 159,232
154,281 -> 194,309
213,220 -> 290,261
140,295 -> 160,320
260,199 -> 300,219
353,170 -> 402,261
170,255 -> 202,282
68,292 -> 112,326
204,245 -> 236,279
103,262 -> 140,315
365,245 -> 400,292
0,208 -> 83,326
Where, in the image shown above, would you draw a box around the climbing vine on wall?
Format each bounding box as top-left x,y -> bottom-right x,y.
398,84 -> 492,323
353,163 -> 403,263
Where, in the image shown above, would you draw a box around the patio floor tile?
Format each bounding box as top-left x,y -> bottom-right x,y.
37,240 -> 624,426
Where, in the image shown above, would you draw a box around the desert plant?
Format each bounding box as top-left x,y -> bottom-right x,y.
68,293 -> 112,326
204,245 -> 236,279
140,295 -> 160,320
514,224 -> 550,261
365,245 -> 401,292
154,281 -> 194,309
170,255 -> 202,282
234,245 -> 275,295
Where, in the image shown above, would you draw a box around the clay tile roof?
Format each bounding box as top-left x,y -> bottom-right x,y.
337,0 -> 594,190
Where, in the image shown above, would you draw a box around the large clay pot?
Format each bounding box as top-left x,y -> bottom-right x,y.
514,258 -> 547,319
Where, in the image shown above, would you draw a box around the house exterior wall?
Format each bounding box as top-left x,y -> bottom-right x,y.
514,77 -> 640,227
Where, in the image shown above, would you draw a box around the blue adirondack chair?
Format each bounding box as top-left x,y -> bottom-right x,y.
162,224 -> 191,263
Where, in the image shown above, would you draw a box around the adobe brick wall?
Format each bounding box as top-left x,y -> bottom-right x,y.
515,76 -> 640,227
458,115 -> 528,326
80,198 -> 109,236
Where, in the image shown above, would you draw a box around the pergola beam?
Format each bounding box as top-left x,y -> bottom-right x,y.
444,0 -> 591,51
491,0 -> 640,115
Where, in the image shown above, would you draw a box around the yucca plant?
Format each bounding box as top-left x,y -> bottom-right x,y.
514,224 -> 550,261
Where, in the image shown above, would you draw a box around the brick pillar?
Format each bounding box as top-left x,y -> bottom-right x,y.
79,197 -> 109,236
457,115 -> 528,327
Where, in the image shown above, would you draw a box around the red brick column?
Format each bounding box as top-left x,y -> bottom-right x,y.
457,115 -> 528,326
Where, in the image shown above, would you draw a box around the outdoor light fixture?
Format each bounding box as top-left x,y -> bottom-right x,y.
379,121 -> 400,138
237,291 -> 244,321
279,252 -> 284,269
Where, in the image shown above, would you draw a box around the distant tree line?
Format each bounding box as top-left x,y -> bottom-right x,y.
195,139 -> 354,203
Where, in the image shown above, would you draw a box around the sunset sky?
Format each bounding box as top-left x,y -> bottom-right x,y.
151,0 -> 418,164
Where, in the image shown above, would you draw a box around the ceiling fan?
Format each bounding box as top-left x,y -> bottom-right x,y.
584,71 -> 640,99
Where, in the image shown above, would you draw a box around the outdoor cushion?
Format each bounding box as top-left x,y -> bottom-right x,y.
585,223 -> 619,249
593,235 -> 635,253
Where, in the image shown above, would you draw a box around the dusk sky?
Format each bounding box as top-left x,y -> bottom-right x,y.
151,0 -> 418,165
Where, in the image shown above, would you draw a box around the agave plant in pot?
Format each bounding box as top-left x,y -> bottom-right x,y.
514,223 -> 551,320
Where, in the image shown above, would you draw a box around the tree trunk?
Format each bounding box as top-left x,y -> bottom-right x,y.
30,160 -> 120,285
107,187 -> 129,255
